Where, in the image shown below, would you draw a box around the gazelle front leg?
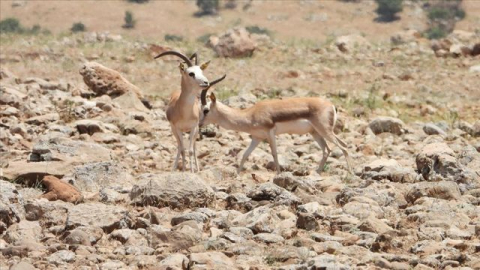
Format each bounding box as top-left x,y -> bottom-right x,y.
238,137 -> 261,174
171,126 -> 185,171
188,125 -> 199,173
267,129 -> 281,173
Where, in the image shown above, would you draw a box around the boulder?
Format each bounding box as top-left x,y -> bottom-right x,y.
29,136 -> 112,163
213,27 -> 256,58
390,29 -> 421,45
41,175 -> 83,203
335,34 -> 370,53
247,182 -> 301,206
74,119 -> 105,135
361,159 -> 417,183
369,117 -> 405,135
357,216 -> 394,234
130,173 -> 214,208
423,123 -> 447,136
405,181 -> 461,203
65,202 -> 131,233
70,161 -> 134,192
159,253 -> 188,269
416,143 -> 463,181
149,221 -> 202,251
0,181 -> 25,233
79,62 -> 143,98
188,252 -> 235,269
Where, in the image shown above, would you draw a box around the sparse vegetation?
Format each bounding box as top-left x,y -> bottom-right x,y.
425,26 -> 448,39
0,18 -> 22,33
164,34 -> 184,42
0,18 -> 46,35
246,25 -> 272,36
122,11 -> 136,29
127,0 -> 149,3
197,33 -> 213,43
374,0 -> 403,22
424,0 -> 466,39
195,0 -> 219,16
71,22 -> 86,33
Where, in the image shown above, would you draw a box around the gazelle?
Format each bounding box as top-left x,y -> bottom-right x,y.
200,93 -> 353,174
155,51 -> 225,172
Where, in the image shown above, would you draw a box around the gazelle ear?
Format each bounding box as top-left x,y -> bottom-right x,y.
210,93 -> 216,103
179,62 -> 185,71
200,61 -> 210,70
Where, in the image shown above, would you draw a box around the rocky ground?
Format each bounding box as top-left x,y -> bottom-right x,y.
1,25 -> 480,269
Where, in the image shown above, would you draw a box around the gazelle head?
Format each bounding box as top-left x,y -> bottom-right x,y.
155,50 -> 210,91
200,92 -> 219,127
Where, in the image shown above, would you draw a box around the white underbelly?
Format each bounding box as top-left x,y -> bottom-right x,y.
275,119 -> 313,135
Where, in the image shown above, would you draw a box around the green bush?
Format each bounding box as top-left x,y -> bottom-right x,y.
424,26 -> 448,40
374,0 -> 403,22
197,33 -> 213,43
122,11 -> 136,29
196,0 -> 219,15
164,34 -> 183,42
0,18 -> 47,35
246,25 -> 271,36
71,22 -> 86,33
428,6 -> 465,21
0,18 -> 22,33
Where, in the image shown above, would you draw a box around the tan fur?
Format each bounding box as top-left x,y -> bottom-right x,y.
202,96 -> 353,174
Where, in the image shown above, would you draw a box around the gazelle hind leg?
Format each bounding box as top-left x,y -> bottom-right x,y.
238,138 -> 261,173
311,132 -> 331,173
267,129 -> 281,173
310,122 -> 353,174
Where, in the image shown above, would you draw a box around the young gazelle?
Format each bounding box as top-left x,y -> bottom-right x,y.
200,93 -> 353,174
155,51 -> 225,172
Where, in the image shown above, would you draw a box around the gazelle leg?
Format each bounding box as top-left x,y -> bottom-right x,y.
238,137 -> 261,173
312,132 -> 331,173
188,125 -> 199,173
267,129 -> 281,173
171,126 -> 185,171
193,136 -> 199,172
310,122 -> 353,174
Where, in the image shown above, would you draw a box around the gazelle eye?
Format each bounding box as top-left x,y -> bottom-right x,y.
188,72 -> 195,78
203,109 -> 209,115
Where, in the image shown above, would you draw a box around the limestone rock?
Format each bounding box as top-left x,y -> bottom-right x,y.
188,252 -> 235,269
416,143 -> 463,181
335,34 -> 370,53
213,28 -> 256,58
79,62 -> 143,98
130,173 -> 214,208
66,202 -> 131,233
405,181 -> 461,203
0,180 -> 25,234
369,117 -> 405,135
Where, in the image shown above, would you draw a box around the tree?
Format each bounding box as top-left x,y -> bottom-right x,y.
375,0 -> 403,22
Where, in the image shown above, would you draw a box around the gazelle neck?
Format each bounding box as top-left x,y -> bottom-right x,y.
179,76 -> 200,106
215,102 -> 251,132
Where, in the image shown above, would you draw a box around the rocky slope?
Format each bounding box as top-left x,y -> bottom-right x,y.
1,29 -> 480,269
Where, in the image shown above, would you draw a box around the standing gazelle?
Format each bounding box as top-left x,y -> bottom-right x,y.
155,51 -> 225,172
200,93 -> 353,174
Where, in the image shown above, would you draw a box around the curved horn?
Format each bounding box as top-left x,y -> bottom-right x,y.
189,52 -> 198,65
154,51 -> 192,67
201,74 -> 226,106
